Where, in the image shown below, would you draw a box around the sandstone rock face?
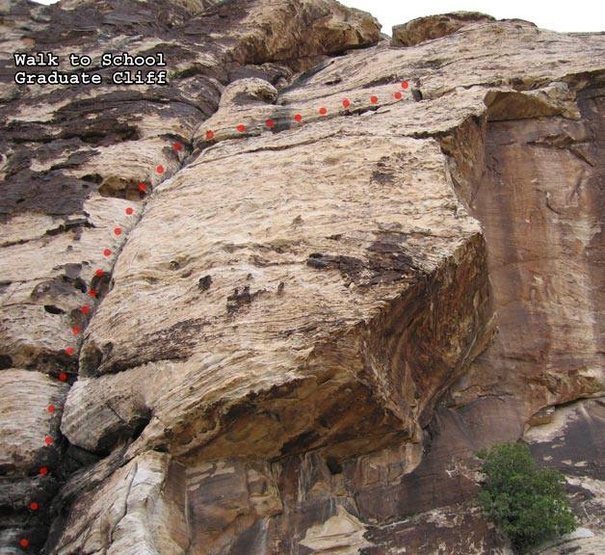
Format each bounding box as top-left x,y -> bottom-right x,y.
52,451 -> 189,554
391,12 -> 495,47
525,398 -> 605,553
0,0 -> 604,553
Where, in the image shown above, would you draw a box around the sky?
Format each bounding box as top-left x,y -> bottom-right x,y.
32,0 -> 605,34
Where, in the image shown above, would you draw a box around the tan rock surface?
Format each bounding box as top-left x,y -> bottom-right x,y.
1,0 -> 604,553
0,370 -> 67,473
62,127 -> 488,465
278,18 -> 605,102
391,12 -> 495,47
0,0 -> 381,550
53,451 -> 188,555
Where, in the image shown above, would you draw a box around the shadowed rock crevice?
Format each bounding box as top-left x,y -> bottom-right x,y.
0,0 -> 382,550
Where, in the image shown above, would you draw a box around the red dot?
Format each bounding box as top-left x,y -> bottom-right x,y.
294,114 -> 302,123
138,182 -> 147,193
95,269 -> 105,278
64,347 -> 74,356
172,142 -> 183,152
88,289 -> 97,298
319,107 -> 328,116
80,305 -> 90,315
47,404 -> 56,414
44,435 -> 53,446
236,124 -> 246,133
156,165 -> 165,175
205,130 -> 215,141
401,80 -> 409,89
342,98 -> 351,109
19,538 -> 29,548
39,466 -> 49,476
29,502 -> 39,511
58,372 -> 68,382
114,227 -> 122,236
71,326 -> 81,336
370,95 -> 378,104
394,91 -> 402,100
103,248 -> 111,257
125,207 -> 134,215
265,118 -> 275,129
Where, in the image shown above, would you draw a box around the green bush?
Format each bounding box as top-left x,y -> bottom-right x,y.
477,442 -> 576,553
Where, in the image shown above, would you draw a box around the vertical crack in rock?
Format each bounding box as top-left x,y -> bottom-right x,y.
108,461 -> 137,546
0,0 -> 383,551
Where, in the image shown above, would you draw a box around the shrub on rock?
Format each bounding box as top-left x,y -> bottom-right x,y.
478,442 -> 576,553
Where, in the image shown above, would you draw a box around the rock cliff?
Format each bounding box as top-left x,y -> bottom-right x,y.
0,0 -> 604,553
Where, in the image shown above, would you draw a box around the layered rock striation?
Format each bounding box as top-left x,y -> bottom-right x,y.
0,0 -> 604,553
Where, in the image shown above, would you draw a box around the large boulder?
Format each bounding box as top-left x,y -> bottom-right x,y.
392,12 -> 495,47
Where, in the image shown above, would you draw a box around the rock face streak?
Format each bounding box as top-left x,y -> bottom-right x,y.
0,0 -> 603,553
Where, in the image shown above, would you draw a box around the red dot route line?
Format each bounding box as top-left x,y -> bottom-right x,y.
19,80 -> 408,548
19,79 -> 412,552
19,139 -> 187,552
203,80 -> 411,141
